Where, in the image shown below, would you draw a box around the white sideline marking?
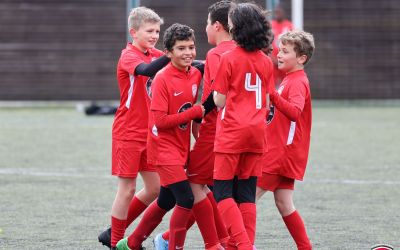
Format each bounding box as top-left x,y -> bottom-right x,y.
0,168 -> 110,179
0,168 -> 399,185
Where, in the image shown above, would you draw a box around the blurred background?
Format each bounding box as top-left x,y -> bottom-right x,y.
1,0 -> 399,101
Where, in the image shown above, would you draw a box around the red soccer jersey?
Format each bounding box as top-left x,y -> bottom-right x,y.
263,70 -> 312,180
148,63 -> 202,165
213,46 -> 274,153
112,43 -> 164,141
200,40 -> 236,141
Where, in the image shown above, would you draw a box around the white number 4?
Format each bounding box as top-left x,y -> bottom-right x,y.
245,73 -> 262,109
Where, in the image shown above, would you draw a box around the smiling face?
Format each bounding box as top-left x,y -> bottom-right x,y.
277,41 -> 307,73
130,21 -> 161,52
167,39 -> 196,71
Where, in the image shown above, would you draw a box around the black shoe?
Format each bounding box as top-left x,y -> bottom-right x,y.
98,227 -> 111,248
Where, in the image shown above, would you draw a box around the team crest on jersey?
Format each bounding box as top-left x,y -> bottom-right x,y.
266,105 -> 275,125
178,102 -> 192,130
192,84 -> 198,98
146,76 -> 154,99
371,244 -> 393,250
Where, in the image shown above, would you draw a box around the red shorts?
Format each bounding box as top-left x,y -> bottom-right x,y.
213,152 -> 262,180
257,173 -> 295,191
156,165 -> 188,186
186,138 -> 215,186
111,139 -> 156,178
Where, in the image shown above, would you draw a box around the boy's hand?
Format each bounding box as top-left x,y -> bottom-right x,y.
192,121 -> 200,140
200,105 -> 205,117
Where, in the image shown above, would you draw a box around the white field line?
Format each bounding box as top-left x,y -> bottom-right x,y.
0,168 -> 110,178
0,167 -> 400,185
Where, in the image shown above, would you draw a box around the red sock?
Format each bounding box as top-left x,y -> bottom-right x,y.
127,202 -> 167,249
217,198 -> 252,249
162,212 -> 196,241
169,205 -> 192,249
283,210 -> 312,250
192,198 -> 219,248
239,203 -> 256,245
207,192 -> 229,245
111,216 -> 126,247
126,196 -> 148,228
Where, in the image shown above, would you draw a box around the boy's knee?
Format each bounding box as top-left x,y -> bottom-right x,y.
213,180 -> 234,203
235,177 -> 257,203
176,193 -> 194,209
274,197 -> 294,215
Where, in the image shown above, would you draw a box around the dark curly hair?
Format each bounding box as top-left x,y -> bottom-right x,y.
229,3 -> 271,51
163,23 -> 195,52
208,0 -> 233,32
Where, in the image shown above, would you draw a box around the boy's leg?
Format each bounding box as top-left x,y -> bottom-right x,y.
274,189 -> 312,250
125,171 -> 160,227
255,187 -> 267,202
206,190 -> 229,247
168,180 -> 195,250
125,186 -> 175,249
214,153 -> 252,250
111,177 -> 136,247
190,183 -> 220,249
214,179 -> 252,250
110,139 -> 146,247
236,177 -> 257,245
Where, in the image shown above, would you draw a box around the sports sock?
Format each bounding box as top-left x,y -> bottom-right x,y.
207,192 -> 229,246
169,205 -> 192,249
126,196 -> 148,228
217,198 -> 252,249
162,209 -> 196,241
239,203 -> 256,245
127,202 -> 167,249
111,216 -> 126,247
192,197 -> 220,249
282,210 -> 312,250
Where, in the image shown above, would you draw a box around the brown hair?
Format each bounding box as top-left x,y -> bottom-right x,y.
279,30 -> 315,65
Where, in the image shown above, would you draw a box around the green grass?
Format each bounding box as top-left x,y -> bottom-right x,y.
0,102 -> 399,249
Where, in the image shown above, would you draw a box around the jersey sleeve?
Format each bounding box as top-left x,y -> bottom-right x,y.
206,52 -> 221,85
119,52 -> 143,75
213,56 -> 231,95
287,80 -> 307,112
150,74 -> 169,112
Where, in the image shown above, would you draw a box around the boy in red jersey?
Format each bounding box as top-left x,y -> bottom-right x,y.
271,4 -> 293,85
212,3 -> 274,249
256,30 -> 315,250
99,7 -> 172,250
154,2 -> 234,249
116,23 -> 206,250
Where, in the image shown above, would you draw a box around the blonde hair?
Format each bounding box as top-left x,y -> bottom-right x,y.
128,7 -> 164,30
280,30 -> 315,65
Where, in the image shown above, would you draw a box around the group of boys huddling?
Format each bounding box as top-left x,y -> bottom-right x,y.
98,1 -> 315,250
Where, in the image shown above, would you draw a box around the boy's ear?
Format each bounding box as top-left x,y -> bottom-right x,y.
129,28 -> 137,39
164,49 -> 172,58
297,54 -> 307,65
214,21 -> 222,31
